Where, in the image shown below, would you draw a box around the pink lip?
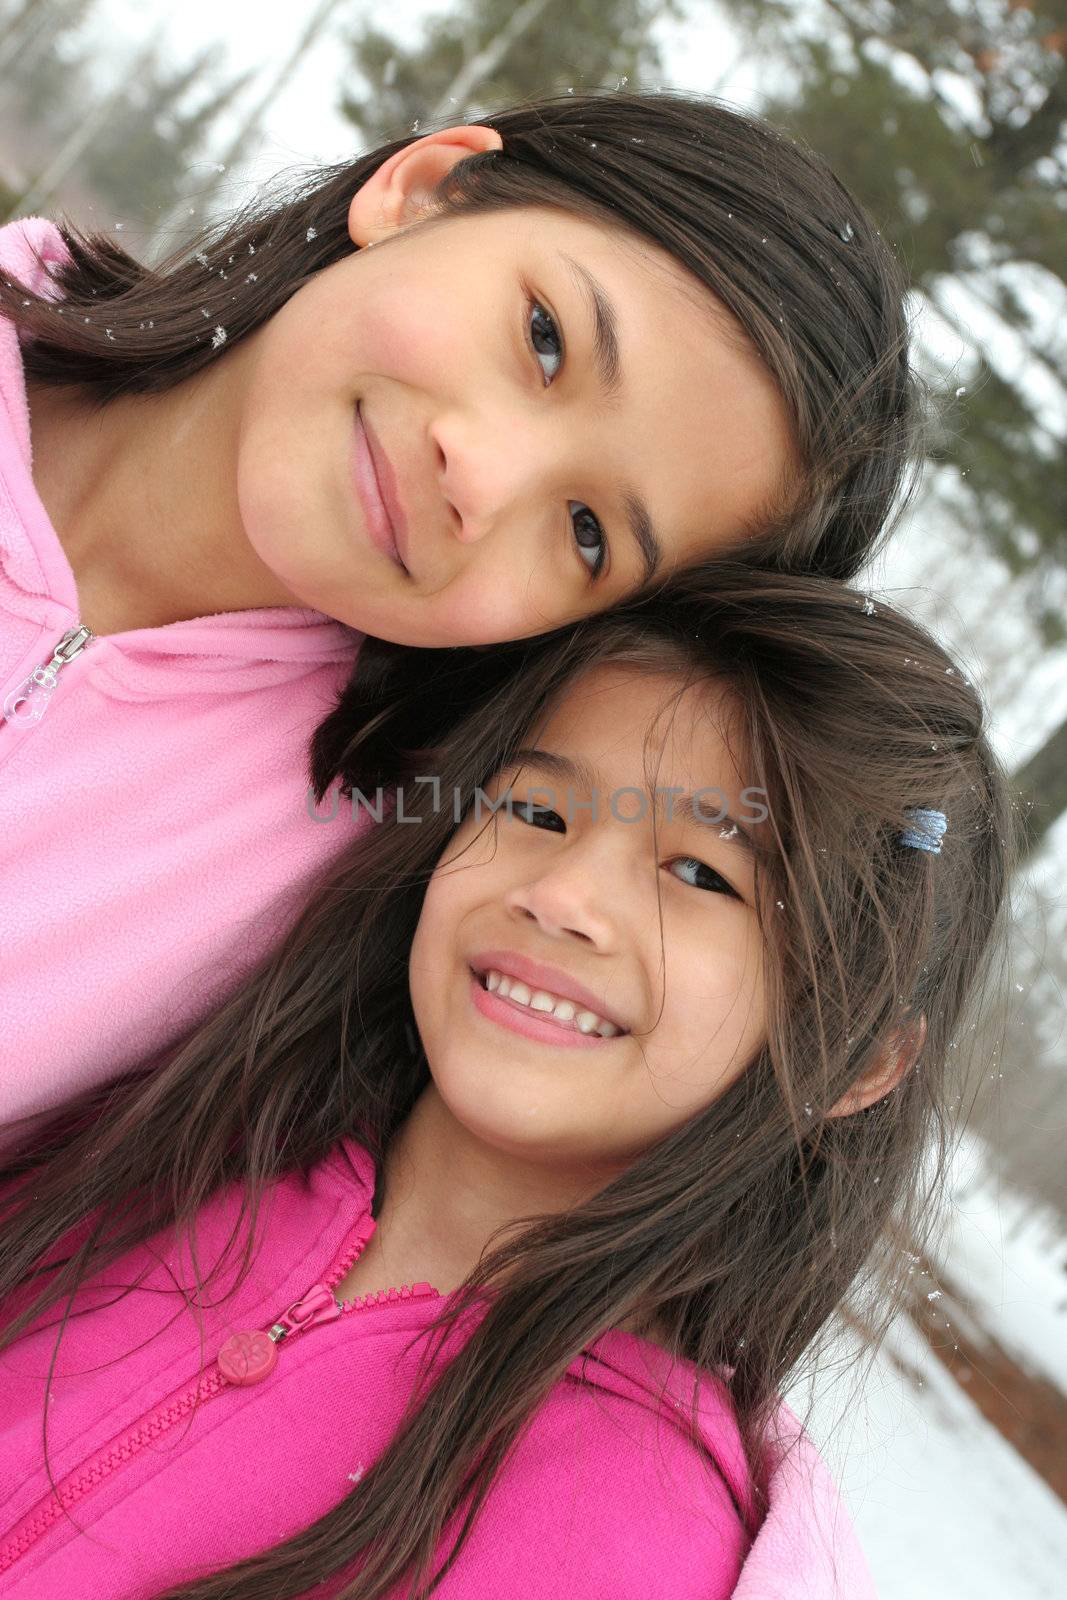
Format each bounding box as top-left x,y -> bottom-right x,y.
469,973 -> 620,1049
351,405 -> 409,572
469,948 -> 628,1033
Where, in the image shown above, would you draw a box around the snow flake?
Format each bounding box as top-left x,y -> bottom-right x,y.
211,325 -> 227,348
719,823 -> 738,840
861,596 -> 876,615
955,386 -> 966,397
927,1289 -> 943,1301
306,226 -> 318,242
201,307 -> 211,317
348,1462 -> 366,1484
836,221 -> 855,242
246,273 -> 258,283
194,250 -> 210,268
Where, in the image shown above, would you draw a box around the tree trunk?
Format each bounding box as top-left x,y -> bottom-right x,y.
1011,715 -> 1067,859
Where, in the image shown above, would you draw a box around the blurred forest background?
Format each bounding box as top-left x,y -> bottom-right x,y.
1,2 -> 1065,1592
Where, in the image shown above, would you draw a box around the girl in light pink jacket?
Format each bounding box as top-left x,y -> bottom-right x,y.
0,567 -> 1011,1599
0,87 -> 919,1126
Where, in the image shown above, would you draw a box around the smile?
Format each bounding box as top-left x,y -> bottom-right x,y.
469,967 -> 628,1048
351,404 -> 408,573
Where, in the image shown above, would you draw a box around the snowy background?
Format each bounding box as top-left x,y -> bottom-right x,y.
3,1 -> 1065,1593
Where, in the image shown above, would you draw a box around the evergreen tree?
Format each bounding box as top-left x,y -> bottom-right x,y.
723,0 -> 1067,852
338,0 -> 685,147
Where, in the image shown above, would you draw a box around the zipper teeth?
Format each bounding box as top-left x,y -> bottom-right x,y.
0,1370 -> 224,1572
0,1211 -> 433,1574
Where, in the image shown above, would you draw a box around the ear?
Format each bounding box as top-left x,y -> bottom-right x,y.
827,1013 -> 927,1118
348,124 -> 505,248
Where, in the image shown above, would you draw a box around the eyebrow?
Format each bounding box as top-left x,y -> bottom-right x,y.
558,253 -> 664,586
506,748 -> 759,861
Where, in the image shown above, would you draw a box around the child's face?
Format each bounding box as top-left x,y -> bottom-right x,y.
236,203 -> 798,646
409,663 -> 768,1177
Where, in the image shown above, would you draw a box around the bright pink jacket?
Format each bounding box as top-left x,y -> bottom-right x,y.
0,216 -> 368,1125
0,1136 -> 876,1598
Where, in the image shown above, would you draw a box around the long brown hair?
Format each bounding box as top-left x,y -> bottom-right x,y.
3,87 -> 919,584
0,563 -> 1014,1600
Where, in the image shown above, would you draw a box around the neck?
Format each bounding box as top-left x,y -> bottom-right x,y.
368,1088 -> 666,1345
23,348 -> 300,636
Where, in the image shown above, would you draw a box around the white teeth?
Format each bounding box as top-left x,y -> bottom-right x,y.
479,970 -> 622,1038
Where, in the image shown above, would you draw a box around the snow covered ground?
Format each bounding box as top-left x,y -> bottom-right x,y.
787,1132 -> 1067,1598
789,1310 -> 1067,1599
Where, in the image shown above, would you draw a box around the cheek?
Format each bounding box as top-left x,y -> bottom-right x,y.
655,930 -> 766,1092
407,828 -> 493,1013
356,279 -> 463,386
430,555 -> 594,648
429,580 -> 552,647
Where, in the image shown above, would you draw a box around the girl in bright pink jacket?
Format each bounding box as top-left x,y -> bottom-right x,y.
0,568 -> 1010,1599
0,87 -> 918,1126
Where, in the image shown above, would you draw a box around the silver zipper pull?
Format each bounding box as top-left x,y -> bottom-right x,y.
2,625 -> 95,726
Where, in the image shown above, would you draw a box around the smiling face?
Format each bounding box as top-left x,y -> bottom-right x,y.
233,134 -> 799,646
408,662 -> 769,1178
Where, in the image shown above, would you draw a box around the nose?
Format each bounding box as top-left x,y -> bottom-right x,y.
430,408 -> 556,546
503,840 -> 622,950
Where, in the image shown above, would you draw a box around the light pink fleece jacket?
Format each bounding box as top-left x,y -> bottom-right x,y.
0,1136 -> 877,1599
0,216 -> 368,1121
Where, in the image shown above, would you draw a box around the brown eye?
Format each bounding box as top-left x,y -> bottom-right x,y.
512,799 -> 566,833
527,299 -> 563,385
668,856 -> 740,899
523,293 -> 610,582
570,502 -> 606,577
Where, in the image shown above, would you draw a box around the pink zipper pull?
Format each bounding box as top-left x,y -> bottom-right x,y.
217,1282 -> 341,1387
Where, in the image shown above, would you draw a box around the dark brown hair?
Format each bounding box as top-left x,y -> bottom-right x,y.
0,563 -> 1013,1600
3,87 -> 919,583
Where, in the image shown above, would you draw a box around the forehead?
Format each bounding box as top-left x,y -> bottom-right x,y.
502,204 -> 749,333
529,662 -> 749,787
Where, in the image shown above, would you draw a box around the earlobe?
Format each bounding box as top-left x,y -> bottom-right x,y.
348,124 -> 505,248
827,1012 -> 927,1118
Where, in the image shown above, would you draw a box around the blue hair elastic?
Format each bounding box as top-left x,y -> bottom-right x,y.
900,807 -> 948,854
